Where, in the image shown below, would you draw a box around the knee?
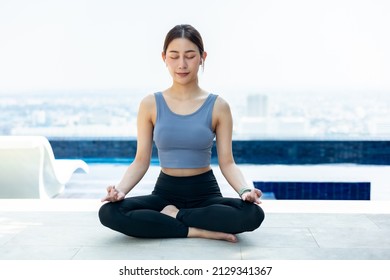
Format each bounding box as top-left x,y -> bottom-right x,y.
244,204 -> 265,231
254,205 -> 265,228
98,202 -> 113,227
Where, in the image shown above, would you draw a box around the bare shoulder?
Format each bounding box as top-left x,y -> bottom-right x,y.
214,95 -> 232,115
138,93 -> 157,123
139,93 -> 156,109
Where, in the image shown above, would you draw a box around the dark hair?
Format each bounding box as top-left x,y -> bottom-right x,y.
163,24 -> 204,56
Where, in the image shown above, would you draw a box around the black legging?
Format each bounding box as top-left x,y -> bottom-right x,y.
98,169 -> 265,238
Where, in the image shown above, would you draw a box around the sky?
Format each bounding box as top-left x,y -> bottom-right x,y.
0,0 -> 389,95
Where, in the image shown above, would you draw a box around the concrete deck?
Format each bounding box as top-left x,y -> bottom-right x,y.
1,164 -> 390,260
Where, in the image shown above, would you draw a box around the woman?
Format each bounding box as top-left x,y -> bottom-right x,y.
99,24 -> 264,242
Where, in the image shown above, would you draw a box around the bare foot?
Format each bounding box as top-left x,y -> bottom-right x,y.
160,205 -> 238,243
188,227 -> 238,243
160,205 -> 179,219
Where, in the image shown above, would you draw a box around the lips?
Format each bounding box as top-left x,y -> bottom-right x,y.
176,72 -> 189,77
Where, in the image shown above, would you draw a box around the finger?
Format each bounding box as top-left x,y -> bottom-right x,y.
117,193 -> 125,201
108,189 -> 115,196
102,187 -> 116,202
243,194 -> 255,203
109,187 -> 118,196
254,188 -> 262,196
248,192 -> 262,204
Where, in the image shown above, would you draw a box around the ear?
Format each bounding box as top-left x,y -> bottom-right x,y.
200,52 -> 207,65
202,51 -> 208,62
161,51 -> 166,62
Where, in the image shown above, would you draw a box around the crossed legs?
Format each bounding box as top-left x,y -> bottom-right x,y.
160,205 -> 238,242
99,194 -> 264,242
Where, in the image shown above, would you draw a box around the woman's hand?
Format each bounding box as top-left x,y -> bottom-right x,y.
101,185 -> 125,203
241,188 -> 262,204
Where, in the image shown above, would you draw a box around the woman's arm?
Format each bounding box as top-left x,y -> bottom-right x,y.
101,94 -> 155,202
214,97 -> 262,204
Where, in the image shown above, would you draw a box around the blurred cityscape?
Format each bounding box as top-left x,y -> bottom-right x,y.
1,89 -> 390,140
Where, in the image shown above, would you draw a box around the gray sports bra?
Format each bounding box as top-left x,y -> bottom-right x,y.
153,92 -> 217,168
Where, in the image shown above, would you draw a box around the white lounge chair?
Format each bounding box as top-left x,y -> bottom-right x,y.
0,136 -> 89,199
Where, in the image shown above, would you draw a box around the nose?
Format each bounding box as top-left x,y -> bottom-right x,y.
178,57 -> 187,69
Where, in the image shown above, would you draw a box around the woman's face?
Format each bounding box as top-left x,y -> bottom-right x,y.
162,38 -> 206,85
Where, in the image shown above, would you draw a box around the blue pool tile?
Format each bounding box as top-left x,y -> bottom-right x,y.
253,181 -> 371,200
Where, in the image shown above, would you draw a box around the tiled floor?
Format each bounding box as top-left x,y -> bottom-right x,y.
1,164 -> 390,260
